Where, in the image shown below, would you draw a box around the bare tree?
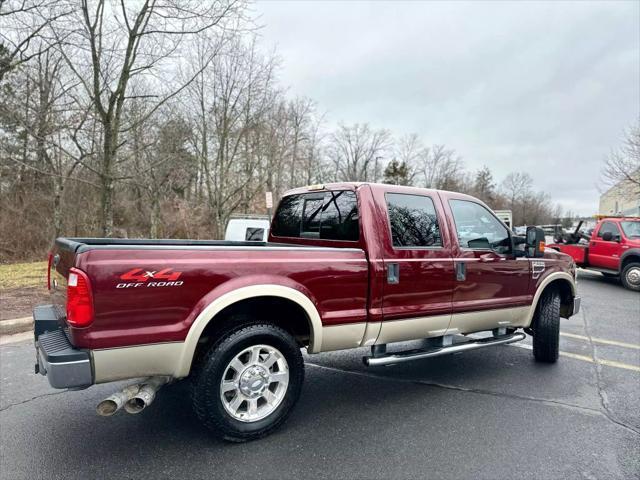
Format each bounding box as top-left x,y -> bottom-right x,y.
393,133 -> 424,185
0,0 -> 72,82
186,34 -> 279,235
0,3 -> 570,260
0,47 -> 99,237
51,0 -> 246,236
502,172 -> 532,207
329,123 -> 391,182
602,122 -> 640,194
419,144 -> 463,190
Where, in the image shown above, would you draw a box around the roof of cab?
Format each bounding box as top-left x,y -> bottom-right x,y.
282,182 -> 479,203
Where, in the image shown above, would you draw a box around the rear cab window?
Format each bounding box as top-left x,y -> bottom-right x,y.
385,193 -> 442,247
449,200 -> 511,254
271,190 -> 359,241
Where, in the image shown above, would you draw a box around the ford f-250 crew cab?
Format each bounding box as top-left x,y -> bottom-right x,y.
34,182 -> 580,442
548,216 -> 640,291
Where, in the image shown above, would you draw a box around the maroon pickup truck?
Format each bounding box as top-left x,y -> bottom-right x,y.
34,182 -> 580,441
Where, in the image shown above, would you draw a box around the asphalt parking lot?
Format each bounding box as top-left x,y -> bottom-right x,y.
1,270 -> 639,479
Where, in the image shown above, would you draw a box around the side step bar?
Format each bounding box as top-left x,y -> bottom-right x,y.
363,332 -> 527,367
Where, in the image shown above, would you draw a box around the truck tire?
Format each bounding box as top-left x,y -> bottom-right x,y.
532,290 -> 560,363
621,262 -> 640,292
191,323 -> 304,442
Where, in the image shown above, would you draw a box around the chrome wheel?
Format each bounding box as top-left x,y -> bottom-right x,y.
220,344 -> 289,422
626,267 -> 640,287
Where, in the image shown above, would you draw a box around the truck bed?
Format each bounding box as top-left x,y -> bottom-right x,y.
550,243 -> 587,265
55,237 -> 328,253
49,236 -> 369,351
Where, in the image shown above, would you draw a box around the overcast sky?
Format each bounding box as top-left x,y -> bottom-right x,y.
253,0 -> 639,216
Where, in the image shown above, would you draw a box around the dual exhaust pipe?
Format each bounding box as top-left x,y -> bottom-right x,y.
96,376 -> 170,417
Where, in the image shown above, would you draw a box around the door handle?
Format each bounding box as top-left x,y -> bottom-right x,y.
387,263 -> 399,284
479,253 -> 495,262
455,262 -> 466,281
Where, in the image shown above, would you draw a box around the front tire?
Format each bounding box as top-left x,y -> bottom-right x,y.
532,290 -> 561,363
621,262 -> 640,292
191,323 -> 304,442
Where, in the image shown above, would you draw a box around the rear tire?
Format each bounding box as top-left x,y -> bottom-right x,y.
621,262 -> 640,292
532,290 -> 561,363
191,323 -> 304,442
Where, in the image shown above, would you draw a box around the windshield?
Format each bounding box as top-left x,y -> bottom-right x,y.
620,221 -> 640,238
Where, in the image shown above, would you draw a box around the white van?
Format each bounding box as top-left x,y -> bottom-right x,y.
224,215 -> 270,242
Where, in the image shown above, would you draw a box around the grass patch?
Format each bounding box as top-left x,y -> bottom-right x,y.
0,261 -> 48,290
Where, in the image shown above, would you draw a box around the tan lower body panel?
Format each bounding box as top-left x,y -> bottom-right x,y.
92,342 -> 184,383
446,306 -> 530,335
375,314 -> 452,345
92,306 -> 533,382
320,322 -> 367,352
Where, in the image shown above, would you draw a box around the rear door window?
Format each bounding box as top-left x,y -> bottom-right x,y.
272,191 -> 359,241
386,193 -> 442,247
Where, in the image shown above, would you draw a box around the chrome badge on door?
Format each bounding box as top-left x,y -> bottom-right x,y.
531,260 -> 546,279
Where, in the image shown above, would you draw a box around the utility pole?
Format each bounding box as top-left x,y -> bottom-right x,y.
374,156 -> 383,183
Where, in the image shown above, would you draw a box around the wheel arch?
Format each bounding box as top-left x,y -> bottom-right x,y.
175,285 -> 323,377
525,272 -> 576,327
620,249 -> 640,270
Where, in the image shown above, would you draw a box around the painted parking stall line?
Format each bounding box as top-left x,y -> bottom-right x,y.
510,343 -> 640,373
560,332 -> 640,350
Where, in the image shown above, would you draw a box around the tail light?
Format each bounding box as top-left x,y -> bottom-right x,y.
47,253 -> 53,290
67,268 -> 94,327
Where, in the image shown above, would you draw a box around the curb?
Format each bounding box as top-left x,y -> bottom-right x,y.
0,317 -> 33,336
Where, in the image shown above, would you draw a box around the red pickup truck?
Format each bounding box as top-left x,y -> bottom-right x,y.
34,183 -> 580,441
548,217 -> 640,291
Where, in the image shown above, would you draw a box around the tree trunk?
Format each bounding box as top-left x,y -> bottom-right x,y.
100,175 -> 114,237
100,126 -> 115,237
149,193 -> 161,239
52,176 -> 64,238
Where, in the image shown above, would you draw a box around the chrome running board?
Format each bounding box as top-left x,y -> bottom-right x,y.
363,332 -> 526,367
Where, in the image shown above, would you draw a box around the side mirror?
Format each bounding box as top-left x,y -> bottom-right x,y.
526,226 -> 546,258
601,231 -> 612,241
513,235 -> 527,246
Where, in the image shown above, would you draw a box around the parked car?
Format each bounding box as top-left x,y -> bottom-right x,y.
34,183 -> 580,441
224,215 -> 270,241
548,216 -> 640,291
493,209 -> 513,229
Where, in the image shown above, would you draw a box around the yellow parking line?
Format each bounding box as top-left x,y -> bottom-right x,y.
559,351 -> 640,373
560,332 -> 640,350
511,343 -> 640,373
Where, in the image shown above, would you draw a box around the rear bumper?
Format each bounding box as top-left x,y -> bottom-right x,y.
34,305 -> 93,389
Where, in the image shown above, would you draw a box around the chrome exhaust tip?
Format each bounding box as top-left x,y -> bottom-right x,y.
124,376 -> 170,414
96,384 -> 141,416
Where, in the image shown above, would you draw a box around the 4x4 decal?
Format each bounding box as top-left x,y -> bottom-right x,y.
117,268 -> 183,289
